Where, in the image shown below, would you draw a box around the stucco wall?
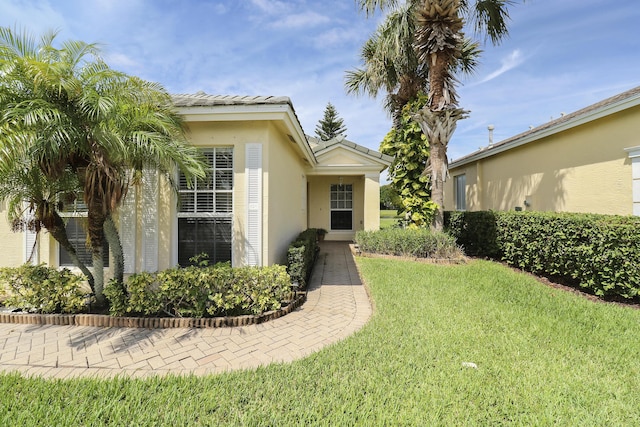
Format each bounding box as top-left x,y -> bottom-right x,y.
172,120 -> 269,268
446,105 -> 639,215
307,175 -> 365,241
264,122 -> 307,265
0,205 -> 27,267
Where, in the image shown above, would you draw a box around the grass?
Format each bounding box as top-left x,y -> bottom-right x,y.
2,259 -> 640,425
380,209 -> 401,229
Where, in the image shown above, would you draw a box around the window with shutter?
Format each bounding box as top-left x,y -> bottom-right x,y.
177,147 -> 233,266
245,144 -> 262,266
58,196 -> 109,267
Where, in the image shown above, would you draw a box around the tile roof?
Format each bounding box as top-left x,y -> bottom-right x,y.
308,135 -> 393,164
172,92 -> 292,107
451,85 -> 640,167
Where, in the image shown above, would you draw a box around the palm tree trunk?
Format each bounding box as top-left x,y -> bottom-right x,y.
413,107 -> 468,231
104,214 -> 124,290
45,211 -> 95,289
430,140 -> 446,230
92,248 -> 105,306
87,200 -> 107,306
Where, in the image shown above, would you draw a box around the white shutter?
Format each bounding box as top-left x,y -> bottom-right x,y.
141,169 -> 159,272
120,188 -> 137,273
245,144 -> 262,266
23,208 -> 38,264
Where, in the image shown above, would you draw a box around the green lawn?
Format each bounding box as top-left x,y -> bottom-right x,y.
2,259 -> 640,425
380,209 -> 401,229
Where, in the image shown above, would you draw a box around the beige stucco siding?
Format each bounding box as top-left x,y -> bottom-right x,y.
162,120 -> 269,268
307,175 -> 365,241
446,105 -> 639,215
0,210 -> 27,267
264,123 -> 307,265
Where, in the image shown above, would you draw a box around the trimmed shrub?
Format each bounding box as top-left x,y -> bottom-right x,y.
0,264 -> 88,314
446,211 -> 640,300
286,228 -> 319,289
104,264 -> 291,318
355,228 -> 464,259
445,211 -> 500,257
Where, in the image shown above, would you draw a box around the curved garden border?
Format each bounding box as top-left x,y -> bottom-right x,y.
0,292 -> 306,329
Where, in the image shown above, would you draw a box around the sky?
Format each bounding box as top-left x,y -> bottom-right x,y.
1,0 -> 639,172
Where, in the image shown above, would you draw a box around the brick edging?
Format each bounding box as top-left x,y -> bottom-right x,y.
0,292 -> 307,329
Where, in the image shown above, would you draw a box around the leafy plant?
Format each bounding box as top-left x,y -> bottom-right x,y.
104,264 -> 291,318
446,211 -> 640,300
380,95 -> 437,228
355,228 -> 463,259
286,228 -> 319,289
0,264 -> 88,313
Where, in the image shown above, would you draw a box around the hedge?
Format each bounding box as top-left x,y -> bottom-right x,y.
286,228 -> 319,290
104,263 -> 292,317
355,228 -> 463,259
446,211 -> 640,300
0,264 -> 88,314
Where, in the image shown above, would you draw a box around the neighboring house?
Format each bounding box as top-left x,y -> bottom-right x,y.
0,93 -> 391,273
444,86 -> 640,216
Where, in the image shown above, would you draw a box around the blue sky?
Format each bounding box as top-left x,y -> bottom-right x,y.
1,0 -> 639,167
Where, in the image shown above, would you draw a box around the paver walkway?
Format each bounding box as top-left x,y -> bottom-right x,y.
0,242 -> 371,379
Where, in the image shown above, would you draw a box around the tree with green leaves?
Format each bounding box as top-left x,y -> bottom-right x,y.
380,95 -> 437,227
0,154 -> 96,284
0,27 -> 206,304
380,184 -> 402,210
352,0 -> 520,230
315,102 -> 347,141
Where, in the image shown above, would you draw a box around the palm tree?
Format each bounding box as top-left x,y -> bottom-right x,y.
353,0 -> 519,230
0,27 -> 206,304
0,152 -> 96,285
346,2 -> 427,126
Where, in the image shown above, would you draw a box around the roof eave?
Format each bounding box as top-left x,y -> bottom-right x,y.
175,102 -> 317,166
450,88 -> 640,169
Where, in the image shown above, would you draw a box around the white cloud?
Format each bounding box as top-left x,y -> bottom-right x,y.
250,0 -> 289,14
104,52 -> 140,70
272,11 -> 330,29
0,0 -> 67,35
477,49 -> 525,84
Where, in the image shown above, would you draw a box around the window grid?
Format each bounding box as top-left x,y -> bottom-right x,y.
178,147 -> 233,216
330,184 -> 353,230
177,147 -> 233,266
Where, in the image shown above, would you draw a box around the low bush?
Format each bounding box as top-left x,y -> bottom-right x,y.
286,228 -> 318,289
104,263 -> 291,318
0,264 -> 88,314
355,228 -> 464,259
446,211 -> 640,300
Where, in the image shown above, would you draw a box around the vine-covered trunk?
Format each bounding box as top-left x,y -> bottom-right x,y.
413,107 -> 468,231
429,140 -> 446,231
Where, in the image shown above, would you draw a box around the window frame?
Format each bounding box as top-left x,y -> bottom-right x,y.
58,199 -> 110,268
176,147 -> 234,266
454,174 -> 467,211
330,183 -> 353,231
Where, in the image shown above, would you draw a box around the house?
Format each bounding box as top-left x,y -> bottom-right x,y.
444,86 -> 640,216
1,94 -> 391,273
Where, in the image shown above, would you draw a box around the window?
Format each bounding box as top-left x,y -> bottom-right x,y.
454,174 -> 466,211
178,147 -> 233,266
330,183 -> 353,230
59,199 -> 109,267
